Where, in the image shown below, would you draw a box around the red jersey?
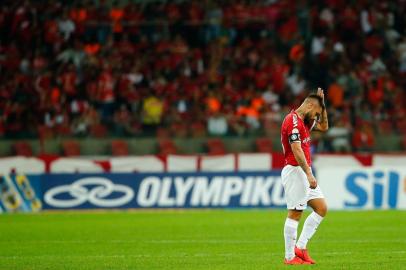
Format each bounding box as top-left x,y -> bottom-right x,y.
281,111 -> 313,166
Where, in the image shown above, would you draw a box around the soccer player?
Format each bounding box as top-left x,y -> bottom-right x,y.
280,88 -> 328,265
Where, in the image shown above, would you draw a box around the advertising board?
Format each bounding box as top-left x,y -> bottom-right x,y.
318,167 -> 406,209
40,172 -> 285,209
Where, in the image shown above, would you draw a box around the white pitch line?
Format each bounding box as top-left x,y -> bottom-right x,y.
1,239 -> 406,244
145,239 -> 406,244
0,250 -> 406,260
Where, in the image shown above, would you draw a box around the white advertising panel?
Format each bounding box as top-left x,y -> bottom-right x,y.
238,153 -> 272,171
110,156 -> 164,172
373,155 -> 406,166
167,155 -> 198,172
0,157 -> 45,174
50,158 -> 104,173
200,154 -> 235,172
317,167 -> 406,210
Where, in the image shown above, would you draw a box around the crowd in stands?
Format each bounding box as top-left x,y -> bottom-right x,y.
0,0 -> 406,153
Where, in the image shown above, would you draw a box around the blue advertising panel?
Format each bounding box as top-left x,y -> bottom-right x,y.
2,166 -> 405,212
40,172 -> 285,209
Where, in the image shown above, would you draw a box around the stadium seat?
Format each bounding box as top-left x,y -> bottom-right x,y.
396,119 -> 406,134
206,138 -> 226,155
263,120 -> 280,136
377,121 -> 393,135
56,125 -> 72,137
62,140 -> 81,156
90,124 -> 108,138
111,140 -> 129,156
190,122 -> 207,137
37,125 -> 54,139
171,122 -> 188,138
402,136 -> 406,150
13,142 -> 33,156
255,137 -> 273,153
158,139 -> 177,155
156,127 -> 170,138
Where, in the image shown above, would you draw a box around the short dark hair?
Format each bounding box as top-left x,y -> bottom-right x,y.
306,94 -> 324,109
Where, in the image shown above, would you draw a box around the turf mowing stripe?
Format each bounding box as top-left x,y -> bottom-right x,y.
1,239 -> 405,244
1,250 -> 406,259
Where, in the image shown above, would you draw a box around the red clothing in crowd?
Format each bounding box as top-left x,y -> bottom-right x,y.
60,71 -> 77,96
352,127 -> 375,150
98,70 -> 115,103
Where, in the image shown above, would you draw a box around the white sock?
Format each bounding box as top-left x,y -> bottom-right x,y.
296,212 -> 323,249
284,218 -> 299,260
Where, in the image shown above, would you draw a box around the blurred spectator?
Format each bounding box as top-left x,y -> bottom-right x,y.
397,36 -> 406,73
205,2 -> 223,43
114,104 -> 138,136
97,63 -> 115,122
327,81 -> 344,109
141,94 -> 164,133
287,72 -> 306,97
352,123 -> 375,152
71,105 -> 99,136
326,117 -> 351,153
56,40 -> 86,68
58,9 -> 75,41
207,111 -> 228,136
206,92 -> 221,114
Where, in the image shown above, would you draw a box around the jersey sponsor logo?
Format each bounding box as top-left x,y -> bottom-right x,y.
293,114 -> 298,127
137,176 -> 285,207
44,177 -> 134,208
302,137 -> 311,144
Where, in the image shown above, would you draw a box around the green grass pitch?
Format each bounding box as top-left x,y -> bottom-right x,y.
0,210 -> 405,270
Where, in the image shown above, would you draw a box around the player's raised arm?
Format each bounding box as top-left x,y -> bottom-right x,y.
312,88 -> 329,132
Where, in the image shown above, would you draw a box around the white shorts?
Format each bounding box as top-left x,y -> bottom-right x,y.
281,165 -> 324,210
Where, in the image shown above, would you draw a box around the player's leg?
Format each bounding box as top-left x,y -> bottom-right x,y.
298,197 -> 327,249
284,209 -> 311,264
284,209 -> 302,260
281,165 -> 310,264
308,197 -> 328,217
295,198 -> 327,264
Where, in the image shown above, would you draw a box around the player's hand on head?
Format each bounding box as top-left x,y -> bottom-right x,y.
317,87 -> 324,99
317,87 -> 325,108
